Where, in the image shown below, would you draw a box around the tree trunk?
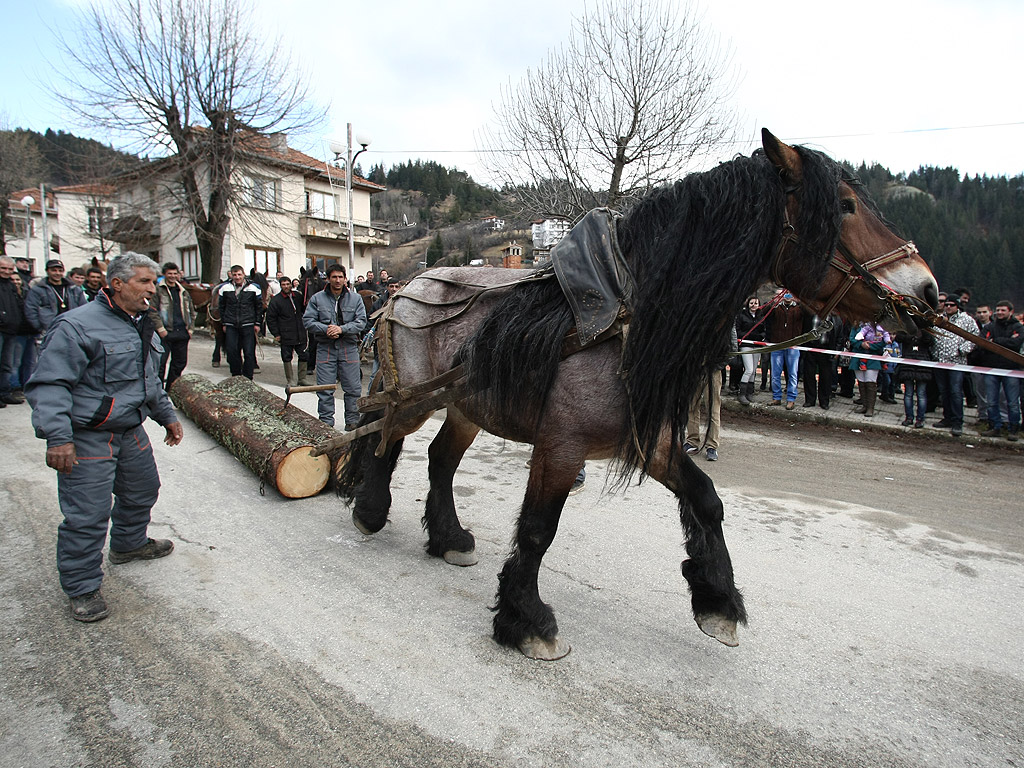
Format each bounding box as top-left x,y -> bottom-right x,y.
168,374 -> 331,499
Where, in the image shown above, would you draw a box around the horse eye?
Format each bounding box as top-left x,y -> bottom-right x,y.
840,198 -> 857,214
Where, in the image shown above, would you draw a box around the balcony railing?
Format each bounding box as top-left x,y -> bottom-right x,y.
299,215 -> 390,247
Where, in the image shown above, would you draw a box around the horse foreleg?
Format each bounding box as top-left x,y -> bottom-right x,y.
649,446 -> 747,647
492,447 -> 579,661
352,437 -> 404,535
423,409 -> 480,566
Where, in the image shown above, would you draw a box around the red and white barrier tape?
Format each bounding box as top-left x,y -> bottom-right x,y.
739,343 -> 1024,379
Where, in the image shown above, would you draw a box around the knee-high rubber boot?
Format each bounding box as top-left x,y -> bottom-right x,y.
296,361 -> 309,386
746,381 -> 757,402
853,381 -> 867,414
284,361 -> 296,387
738,381 -> 751,405
863,382 -> 877,417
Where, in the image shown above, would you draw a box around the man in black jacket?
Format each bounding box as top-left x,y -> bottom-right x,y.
214,265 -> 263,379
978,300 -> 1023,441
266,276 -> 309,387
0,256 -> 26,405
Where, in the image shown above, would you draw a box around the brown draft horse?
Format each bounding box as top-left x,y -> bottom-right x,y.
336,130 -> 939,660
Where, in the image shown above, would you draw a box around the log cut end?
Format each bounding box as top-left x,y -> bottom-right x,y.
277,447 -> 331,499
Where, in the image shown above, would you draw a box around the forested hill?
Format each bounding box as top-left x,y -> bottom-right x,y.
855,162 -> 1024,308
16,128 -> 141,186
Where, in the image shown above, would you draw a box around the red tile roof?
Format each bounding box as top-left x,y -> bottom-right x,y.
6,188 -> 56,213
236,132 -> 385,192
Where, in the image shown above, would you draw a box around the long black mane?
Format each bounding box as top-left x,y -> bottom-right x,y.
461,145 -> 846,481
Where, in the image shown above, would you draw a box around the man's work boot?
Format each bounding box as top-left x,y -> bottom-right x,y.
69,590 -> 109,622
283,361 -> 296,387
296,362 -> 310,386
109,538 -> 174,565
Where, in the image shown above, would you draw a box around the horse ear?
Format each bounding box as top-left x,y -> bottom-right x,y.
761,128 -> 803,185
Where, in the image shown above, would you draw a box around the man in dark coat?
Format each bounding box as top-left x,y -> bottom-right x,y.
266,276 -> 309,387
214,265 -> 263,379
0,256 -> 26,405
978,300 -> 1023,441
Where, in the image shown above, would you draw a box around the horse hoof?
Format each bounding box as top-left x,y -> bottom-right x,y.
352,511 -> 376,536
518,635 -> 571,660
442,549 -> 478,567
695,613 -> 739,647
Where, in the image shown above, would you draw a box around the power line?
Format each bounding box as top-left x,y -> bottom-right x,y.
358,121 -> 1024,157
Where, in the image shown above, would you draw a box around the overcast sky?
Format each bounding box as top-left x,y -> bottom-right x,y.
2,0 -> 1022,184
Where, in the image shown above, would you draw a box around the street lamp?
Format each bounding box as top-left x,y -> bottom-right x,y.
20,195 -> 34,262
329,123 -> 371,273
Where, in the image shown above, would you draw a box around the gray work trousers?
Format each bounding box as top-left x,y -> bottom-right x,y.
56,425 -> 161,597
315,338 -> 362,428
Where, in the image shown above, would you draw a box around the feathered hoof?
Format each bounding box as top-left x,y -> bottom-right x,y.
518,635 -> 571,661
442,549 -> 478,567
695,613 -> 739,647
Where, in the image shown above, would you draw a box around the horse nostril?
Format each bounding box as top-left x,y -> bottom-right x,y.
922,282 -> 939,311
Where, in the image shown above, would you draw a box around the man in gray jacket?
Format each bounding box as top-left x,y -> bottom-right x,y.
26,253 -> 184,623
302,263 -> 367,428
24,259 -> 87,335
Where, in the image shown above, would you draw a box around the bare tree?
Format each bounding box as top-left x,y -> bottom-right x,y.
0,125 -> 45,256
479,0 -> 738,220
57,0 -> 324,280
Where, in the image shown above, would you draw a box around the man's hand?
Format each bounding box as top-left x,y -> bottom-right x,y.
164,422 -> 184,446
326,324 -> 342,338
274,335 -> 281,343
46,443 -> 77,475
158,329 -> 168,338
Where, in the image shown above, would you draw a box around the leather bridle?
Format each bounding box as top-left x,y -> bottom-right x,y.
771,188 -> 920,327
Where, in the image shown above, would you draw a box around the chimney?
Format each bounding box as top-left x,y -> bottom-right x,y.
269,133 -> 288,153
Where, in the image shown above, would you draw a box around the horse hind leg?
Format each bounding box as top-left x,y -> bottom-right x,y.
492,445 -> 580,661
423,409 -> 480,566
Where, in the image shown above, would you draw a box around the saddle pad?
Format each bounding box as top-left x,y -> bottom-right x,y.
551,208 -> 635,346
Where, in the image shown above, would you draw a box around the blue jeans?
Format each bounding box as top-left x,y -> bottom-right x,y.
986,374 -> 1021,432
0,333 -> 17,394
934,369 -> 965,428
771,348 -> 800,402
9,335 -> 36,389
903,381 -> 927,423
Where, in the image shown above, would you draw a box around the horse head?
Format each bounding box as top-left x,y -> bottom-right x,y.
762,128 -> 938,332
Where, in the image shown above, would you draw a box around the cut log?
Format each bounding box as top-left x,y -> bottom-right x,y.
214,375 -> 351,477
168,374 -> 330,498
213,375 -> 351,482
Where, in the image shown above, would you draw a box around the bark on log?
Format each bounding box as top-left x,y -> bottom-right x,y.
168,374 -> 330,499
213,376 -> 350,482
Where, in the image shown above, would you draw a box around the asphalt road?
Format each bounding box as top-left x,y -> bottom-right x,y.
1,337 -> 1021,768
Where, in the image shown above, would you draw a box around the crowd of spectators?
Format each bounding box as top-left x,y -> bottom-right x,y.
728,286 -> 1023,441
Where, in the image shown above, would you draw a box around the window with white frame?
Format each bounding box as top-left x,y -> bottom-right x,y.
179,246 -> 201,280
305,190 -> 338,220
246,175 -> 279,209
88,206 -> 114,234
244,246 -> 281,275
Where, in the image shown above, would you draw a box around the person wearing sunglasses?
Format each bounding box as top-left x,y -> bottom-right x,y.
930,295 -> 979,437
